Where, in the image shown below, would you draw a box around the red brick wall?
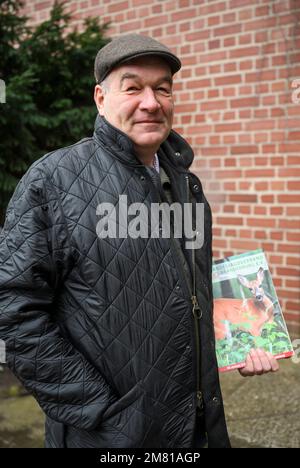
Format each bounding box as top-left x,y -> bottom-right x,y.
21,0 -> 300,335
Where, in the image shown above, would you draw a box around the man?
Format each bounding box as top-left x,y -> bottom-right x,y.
0,34 -> 278,449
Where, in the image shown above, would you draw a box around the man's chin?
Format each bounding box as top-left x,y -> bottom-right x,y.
132,132 -> 168,148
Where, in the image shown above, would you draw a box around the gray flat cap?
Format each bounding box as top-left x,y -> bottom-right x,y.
94,33 -> 181,83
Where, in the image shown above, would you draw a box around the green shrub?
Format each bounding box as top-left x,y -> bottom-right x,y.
0,0 -> 110,221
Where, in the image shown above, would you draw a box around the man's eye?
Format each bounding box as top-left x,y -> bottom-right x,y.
157,87 -> 171,94
126,87 -> 139,92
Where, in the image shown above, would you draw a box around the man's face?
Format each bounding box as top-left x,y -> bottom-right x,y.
94,57 -> 174,153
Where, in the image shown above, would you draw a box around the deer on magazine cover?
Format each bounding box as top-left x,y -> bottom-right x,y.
213,267 -> 275,340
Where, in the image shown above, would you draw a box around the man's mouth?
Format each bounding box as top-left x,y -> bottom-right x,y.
135,120 -> 163,124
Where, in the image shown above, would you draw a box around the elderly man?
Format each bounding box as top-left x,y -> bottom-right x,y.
0,34 -> 278,449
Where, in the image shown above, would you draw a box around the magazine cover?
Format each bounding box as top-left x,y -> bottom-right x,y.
212,249 -> 294,372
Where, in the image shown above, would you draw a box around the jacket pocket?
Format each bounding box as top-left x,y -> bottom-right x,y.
45,417 -> 66,448
101,381 -> 144,422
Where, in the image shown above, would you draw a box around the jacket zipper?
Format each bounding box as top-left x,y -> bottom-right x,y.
144,168 -> 204,413
186,175 -> 204,415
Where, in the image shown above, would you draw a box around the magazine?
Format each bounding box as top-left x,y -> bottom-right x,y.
212,249 -> 294,372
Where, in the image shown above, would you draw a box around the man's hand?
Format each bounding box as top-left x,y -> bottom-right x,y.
238,348 -> 279,377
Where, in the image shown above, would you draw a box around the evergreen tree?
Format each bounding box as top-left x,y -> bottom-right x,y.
0,0 -> 110,220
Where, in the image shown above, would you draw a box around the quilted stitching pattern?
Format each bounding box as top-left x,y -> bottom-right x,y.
0,116 -> 230,448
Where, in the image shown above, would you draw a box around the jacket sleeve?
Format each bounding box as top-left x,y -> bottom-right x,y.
0,164 -> 116,430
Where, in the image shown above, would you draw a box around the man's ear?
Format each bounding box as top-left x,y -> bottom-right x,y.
94,84 -> 105,116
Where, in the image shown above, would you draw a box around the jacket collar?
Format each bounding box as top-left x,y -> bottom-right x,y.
93,114 -> 194,170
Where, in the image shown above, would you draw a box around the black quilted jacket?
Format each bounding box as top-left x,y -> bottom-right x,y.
0,115 -> 230,448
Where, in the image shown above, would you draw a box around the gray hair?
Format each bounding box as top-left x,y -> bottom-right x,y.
99,78 -> 109,94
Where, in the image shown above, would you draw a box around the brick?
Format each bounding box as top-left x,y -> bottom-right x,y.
261,195 -> 274,203
287,207 -> 300,216
245,169 -> 275,178
35,1 -> 52,11
229,194 -> 258,203
202,147 -> 227,156
208,89 -> 220,99
210,159 -> 222,168
284,314 -> 300,326
254,230 -> 267,239
181,115 -> 192,124
132,0 -> 149,5
175,104 -> 197,113
238,206 -> 251,214
108,1 -> 129,13
231,145 -> 258,155
286,302 -> 300,312
144,15 -> 169,27
215,75 -> 242,86
239,182 -> 252,190
216,170 -> 243,179
186,79 -> 212,89
244,17 -> 277,32
273,278 -> 283,288
278,194 -> 300,203
277,268 -> 300,277
224,182 -> 236,190
230,0 -> 253,7
278,243 -> 300,254
213,239 -> 228,249
152,4 -> 162,14
223,205 -> 235,213
196,51 -> 227,63
230,97 -> 259,108
120,20 -> 141,32
217,217 -> 244,226
215,123 -> 242,132
201,100 -> 227,111
212,227 -> 223,238
171,9 -> 197,22
269,255 -> 284,265
185,31 -> 210,41
278,169 -> 300,177
209,40 -> 221,50
200,2 -> 227,15
230,240 -> 261,251
223,12 -> 236,23
254,206 -> 267,215
255,182 -> 269,191
239,34 -> 252,45
288,132 -> 300,140
286,231 -> 300,241
285,279 -> 300,289
230,47 -> 260,59
224,63 -> 237,73
208,16 -> 220,27
287,181 -> 300,191
270,207 -> 284,216
286,257 -> 300,267
214,24 -> 242,37
209,193 -> 226,202
247,218 -> 276,228
270,181 -> 285,191
224,158 -> 237,166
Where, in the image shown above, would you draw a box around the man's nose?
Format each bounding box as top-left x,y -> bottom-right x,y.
139,88 -> 161,112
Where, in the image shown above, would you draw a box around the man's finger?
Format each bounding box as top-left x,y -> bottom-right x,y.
239,353 -> 255,377
266,351 -> 280,372
250,348 -> 264,374
257,348 -> 272,372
